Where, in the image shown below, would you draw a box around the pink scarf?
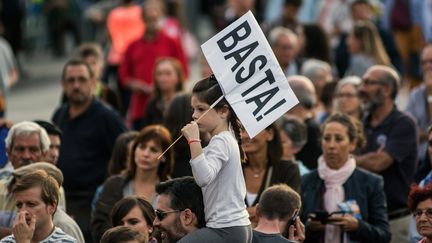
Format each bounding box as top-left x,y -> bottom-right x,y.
318,155 -> 356,243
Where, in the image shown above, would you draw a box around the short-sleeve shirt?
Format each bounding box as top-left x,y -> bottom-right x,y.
0,227 -> 76,242
361,107 -> 418,212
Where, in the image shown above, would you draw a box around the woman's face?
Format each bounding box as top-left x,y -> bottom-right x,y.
347,33 -> 361,54
134,139 -> 163,172
155,61 -> 179,93
335,84 -> 360,115
240,128 -> 273,156
120,205 -> 151,235
415,198 -> 432,239
321,122 -> 355,169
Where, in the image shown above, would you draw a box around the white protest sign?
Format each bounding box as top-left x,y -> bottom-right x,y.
201,11 -> 299,138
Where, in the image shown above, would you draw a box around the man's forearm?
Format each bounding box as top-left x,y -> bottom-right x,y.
356,152 -> 393,172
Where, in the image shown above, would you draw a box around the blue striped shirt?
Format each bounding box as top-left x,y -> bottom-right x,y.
0,227 -> 76,243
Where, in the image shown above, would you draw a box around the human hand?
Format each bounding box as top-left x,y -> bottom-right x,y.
128,80 -> 153,94
12,211 -> 35,243
288,217 -> 305,243
181,122 -> 200,142
328,214 -> 359,232
246,206 -> 258,228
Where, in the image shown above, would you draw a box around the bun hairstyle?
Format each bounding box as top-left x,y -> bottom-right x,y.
192,75 -> 246,162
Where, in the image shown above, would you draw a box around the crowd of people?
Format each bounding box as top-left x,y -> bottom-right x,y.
1,0 -> 432,242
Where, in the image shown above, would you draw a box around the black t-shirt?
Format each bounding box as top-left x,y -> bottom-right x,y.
52,99 -> 127,193
252,230 -> 295,243
296,118 -> 322,170
361,108 -> 418,212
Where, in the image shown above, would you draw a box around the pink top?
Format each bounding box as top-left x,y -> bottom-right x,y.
107,5 -> 145,65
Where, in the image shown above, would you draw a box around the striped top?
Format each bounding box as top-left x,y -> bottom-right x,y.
0,227 -> 76,243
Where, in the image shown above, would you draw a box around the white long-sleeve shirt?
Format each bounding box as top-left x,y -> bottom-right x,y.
190,131 -> 250,228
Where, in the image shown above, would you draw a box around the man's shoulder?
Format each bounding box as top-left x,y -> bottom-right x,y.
252,230 -> 294,243
45,227 -> 77,242
0,234 -> 15,242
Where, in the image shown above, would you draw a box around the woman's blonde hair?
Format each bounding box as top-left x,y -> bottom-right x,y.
352,21 -> 390,65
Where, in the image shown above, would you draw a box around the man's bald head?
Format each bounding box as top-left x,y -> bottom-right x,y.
364,65 -> 400,100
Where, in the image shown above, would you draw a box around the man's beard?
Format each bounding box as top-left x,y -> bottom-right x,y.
359,89 -> 385,114
68,90 -> 90,106
164,217 -> 189,243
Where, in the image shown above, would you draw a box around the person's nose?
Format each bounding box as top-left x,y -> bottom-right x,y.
327,138 -> 336,148
153,217 -> 161,226
22,149 -> 32,160
72,79 -> 81,89
142,147 -> 151,157
192,110 -> 199,121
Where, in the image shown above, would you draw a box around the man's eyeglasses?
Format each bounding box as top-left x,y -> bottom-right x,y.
413,208 -> 432,218
155,209 -> 180,221
335,93 -> 358,99
362,79 -> 385,86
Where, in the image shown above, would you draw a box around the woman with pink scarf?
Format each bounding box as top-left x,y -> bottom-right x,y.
300,113 -> 390,243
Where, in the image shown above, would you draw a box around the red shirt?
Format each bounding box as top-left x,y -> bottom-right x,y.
119,31 -> 188,121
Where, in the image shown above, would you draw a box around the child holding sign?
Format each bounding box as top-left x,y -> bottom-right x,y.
181,75 -> 252,242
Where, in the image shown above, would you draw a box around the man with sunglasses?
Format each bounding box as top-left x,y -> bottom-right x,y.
253,184 -> 304,243
153,177 -> 205,243
356,65 -> 418,243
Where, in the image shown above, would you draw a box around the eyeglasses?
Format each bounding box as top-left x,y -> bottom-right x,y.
335,93 -> 358,99
155,209 -> 180,221
362,79 -> 385,86
413,208 -> 432,218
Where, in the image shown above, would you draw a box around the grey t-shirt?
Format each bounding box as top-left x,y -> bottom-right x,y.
252,230 -> 295,243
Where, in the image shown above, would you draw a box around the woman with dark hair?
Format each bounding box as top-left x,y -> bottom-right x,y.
297,23 -> 331,63
301,113 -> 390,243
241,123 -> 301,227
142,57 -> 185,127
108,131 -> 140,176
91,125 -> 174,242
408,184 -> 432,243
111,196 -> 155,240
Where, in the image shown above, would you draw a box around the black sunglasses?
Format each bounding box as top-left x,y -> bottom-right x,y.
155,209 -> 180,221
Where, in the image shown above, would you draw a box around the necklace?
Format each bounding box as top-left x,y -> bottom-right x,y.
250,167 -> 264,178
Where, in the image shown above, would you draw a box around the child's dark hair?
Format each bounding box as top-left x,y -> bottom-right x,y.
192,75 -> 246,162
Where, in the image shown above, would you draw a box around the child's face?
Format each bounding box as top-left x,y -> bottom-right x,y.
191,95 -> 225,135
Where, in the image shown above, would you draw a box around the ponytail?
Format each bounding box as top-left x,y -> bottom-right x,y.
228,107 -> 246,163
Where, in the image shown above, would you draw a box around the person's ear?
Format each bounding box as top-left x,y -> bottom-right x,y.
47,203 -> 56,215
181,209 -> 194,226
349,139 -> 357,153
218,105 -> 229,119
255,204 -> 261,218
